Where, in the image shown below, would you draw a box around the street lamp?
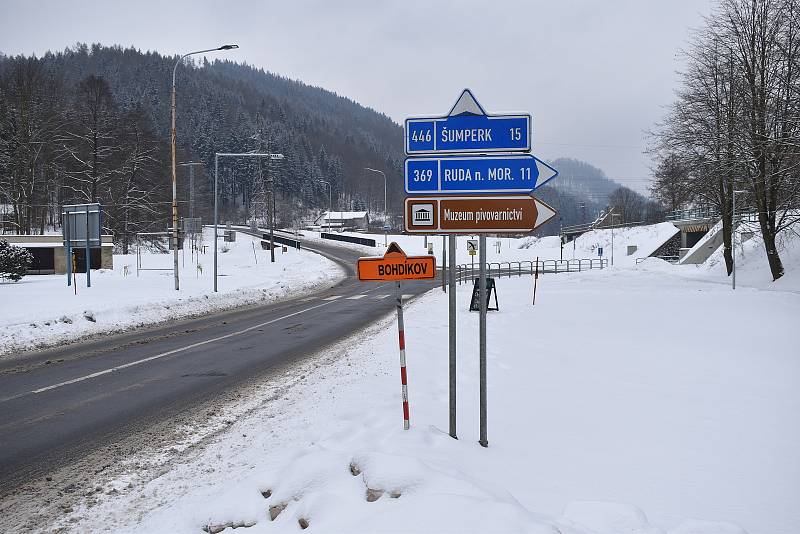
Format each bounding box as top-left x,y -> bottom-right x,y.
365,167 -> 387,216
365,167 -> 388,246
214,152 -> 283,292
171,44 -> 238,291
732,189 -> 746,290
318,180 -> 332,233
610,211 -> 622,266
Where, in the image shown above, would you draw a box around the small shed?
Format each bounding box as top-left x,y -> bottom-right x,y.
2,234 -> 114,274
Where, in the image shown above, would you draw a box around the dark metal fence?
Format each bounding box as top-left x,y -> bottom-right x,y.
454,258 -> 608,283
320,232 -> 376,247
262,233 -> 301,249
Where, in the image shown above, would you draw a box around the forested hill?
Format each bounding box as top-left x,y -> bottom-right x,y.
0,43 -> 657,244
0,43 -> 404,241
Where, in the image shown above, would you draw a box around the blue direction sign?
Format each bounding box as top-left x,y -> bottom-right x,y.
405,154 -> 558,195
405,89 -> 531,155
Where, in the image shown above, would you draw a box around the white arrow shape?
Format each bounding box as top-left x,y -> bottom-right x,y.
533,158 -> 559,190
448,88 -> 487,116
533,197 -> 558,229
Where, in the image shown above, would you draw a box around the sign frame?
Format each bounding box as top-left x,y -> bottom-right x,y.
62,203 -> 102,248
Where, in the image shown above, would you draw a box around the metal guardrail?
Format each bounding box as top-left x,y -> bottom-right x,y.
262,233 -> 301,249
665,208 -> 720,221
320,232 -> 377,247
454,258 -> 608,283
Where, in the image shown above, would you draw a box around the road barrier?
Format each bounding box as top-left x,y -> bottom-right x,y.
320,232 -> 376,247
455,258 -> 607,284
261,233 -> 301,250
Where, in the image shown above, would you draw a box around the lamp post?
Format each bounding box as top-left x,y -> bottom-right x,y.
365,167 -> 387,246
319,180 -> 332,233
171,44 -> 238,291
732,189 -> 746,290
214,152 -> 283,292
365,167 -> 387,216
610,211 -> 621,266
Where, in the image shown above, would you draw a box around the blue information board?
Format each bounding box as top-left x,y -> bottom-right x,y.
406,114 -> 531,155
405,155 -> 558,195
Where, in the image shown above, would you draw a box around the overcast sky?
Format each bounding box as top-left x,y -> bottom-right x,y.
0,0 -> 712,194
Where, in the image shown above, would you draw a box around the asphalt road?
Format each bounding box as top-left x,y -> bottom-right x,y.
0,232 -> 438,493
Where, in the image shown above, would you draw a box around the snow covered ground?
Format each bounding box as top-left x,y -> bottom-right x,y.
0,229 -> 343,359
53,229 -> 800,533
301,222 -> 679,267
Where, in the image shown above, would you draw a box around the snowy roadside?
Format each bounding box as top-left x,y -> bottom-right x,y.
300,222 -> 679,267
0,229 -> 344,360
51,259 -> 799,533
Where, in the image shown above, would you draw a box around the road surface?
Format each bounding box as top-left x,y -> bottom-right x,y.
0,232 -> 437,494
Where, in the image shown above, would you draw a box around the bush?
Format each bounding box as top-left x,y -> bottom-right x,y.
0,240 -> 33,282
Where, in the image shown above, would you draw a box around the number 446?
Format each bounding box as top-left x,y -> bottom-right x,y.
411,129 -> 432,143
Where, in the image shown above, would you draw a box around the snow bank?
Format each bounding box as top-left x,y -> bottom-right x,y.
0,229 -> 343,358
638,221 -> 800,291
58,258 -> 799,533
303,222 -> 679,267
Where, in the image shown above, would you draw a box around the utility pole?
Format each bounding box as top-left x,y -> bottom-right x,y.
270,175 -> 276,263
319,180 -> 332,233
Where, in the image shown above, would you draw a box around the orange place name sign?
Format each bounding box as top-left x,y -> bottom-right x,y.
358,242 -> 437,281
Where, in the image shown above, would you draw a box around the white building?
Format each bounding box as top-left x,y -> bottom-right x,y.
314,211 -> 369,231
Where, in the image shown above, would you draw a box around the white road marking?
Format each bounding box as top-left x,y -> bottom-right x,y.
21,300 -> 337,399
374,295 -> 391,299
402,294 -> 414,300
346,294 -> 366,300
322,295 -> 342,301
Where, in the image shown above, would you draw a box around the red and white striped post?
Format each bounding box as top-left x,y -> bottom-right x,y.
396,281 -> 410,430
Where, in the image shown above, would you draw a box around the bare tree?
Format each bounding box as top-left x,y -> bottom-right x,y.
716,0 -> 800,280
0,57 -> 65,234
653,0 -> 800,280
60,74 -> 119,203
608,186 -> 645,223
650,153 -> 694,212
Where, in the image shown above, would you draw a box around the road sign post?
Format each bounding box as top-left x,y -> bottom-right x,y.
395,282 -> 409,430
478,235 -> 488,448
448,234 -> 457,439
357,243 -> 436,430
403,89 -> 559,448
441,236 -> 447,292
468,239 -> 477,280
62,203 -> 102,289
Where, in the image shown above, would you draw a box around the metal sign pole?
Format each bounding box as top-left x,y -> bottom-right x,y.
448,234 -> 457,439
396,281 -> 410,430
85,207 -> 91,287
441,236 -> 447,292
214,154 -> 219,292
478,235 -> 488,447
65,213 -> 72,287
